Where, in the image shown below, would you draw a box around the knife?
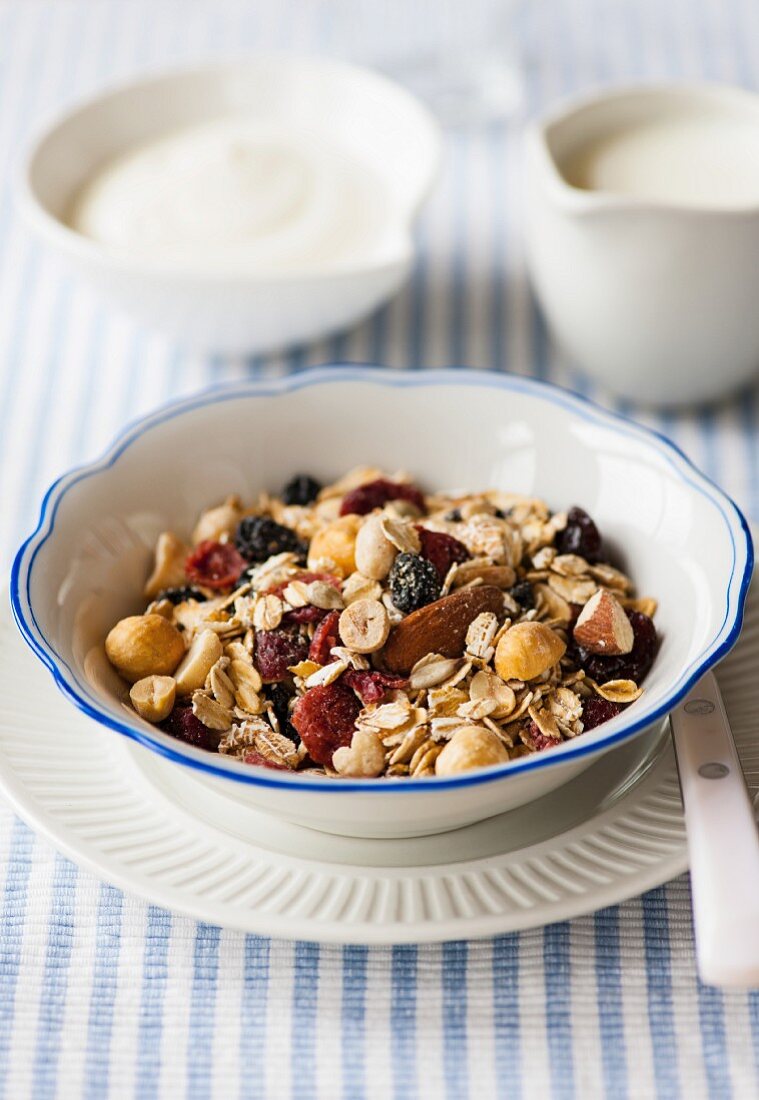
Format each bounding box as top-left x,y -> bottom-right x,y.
670,669 -> 759,988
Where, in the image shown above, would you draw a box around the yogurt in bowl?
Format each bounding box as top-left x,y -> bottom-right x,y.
10,367 -> 753,838
20,58 -> 441,354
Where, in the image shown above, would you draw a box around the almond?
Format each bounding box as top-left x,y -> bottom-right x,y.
573,589 -> 633,655
494,621 -> 566,682
382,586 -> 503,674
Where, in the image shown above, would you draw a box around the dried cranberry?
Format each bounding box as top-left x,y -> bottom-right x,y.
416,527 -> 471,579
308,610 -> 341,665
186,540 -> 247,590
571,611 -> 657,684
343,669 -> 408,704
282,605 -> 328,626
242,750 -> 291,771
339,478 -> 425,517
161,705 -> 218,751
291,683 -> 362,766
523,721 -> 560,753
556,506 -> 602,563
581,698 -> 623,730
254,628 -> 309,682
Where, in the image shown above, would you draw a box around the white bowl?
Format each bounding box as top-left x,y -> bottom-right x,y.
19,58 -> 441,355
10,367 -> 753,838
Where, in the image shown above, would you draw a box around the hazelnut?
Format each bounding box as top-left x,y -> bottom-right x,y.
494,621 -> 566,682
435,725 -> 509,776
174,629 -> 223,696
129,675 -> 176,722
354,514 -> 397,579
307,514 -> 362,578
105,614 -> 185,683
338,599 -> 390,653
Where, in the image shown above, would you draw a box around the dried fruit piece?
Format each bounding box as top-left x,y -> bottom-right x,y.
235,516 -> 306,563
255,628 -> 309,682
339,478 -> 425,517
416,527 -> 471,580
282,605 -> 328,626
494,622 -> 567,682
307,514 -> 362,578
581,697 -> 623,730
291,682 -> 362,766
556,506 -> 602,563
389,553 -> 441,613
157,585 -> 208,606
509,581 -> 535,610
242,750 -> 291,771
282,474 -> 322,506
161,704 -> 218,751
129,675 -> 176,723
308,610 -> 341,665
268,683 -> 301,744
573,589 -> 634,655
382,586 -> 503,674
186,540 -> 247,589
338,599 -> 390,653
342,669 -> 408,704
435,725 -> 509,776
105,614 -> 186,683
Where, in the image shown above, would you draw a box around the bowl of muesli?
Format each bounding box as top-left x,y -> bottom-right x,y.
11,368 -> 752,838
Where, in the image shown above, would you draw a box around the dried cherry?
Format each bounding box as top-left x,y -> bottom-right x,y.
339,478 -> 425,517
291,683 -> 362,766
416,526 -> 470,579
185,540 -> 247,590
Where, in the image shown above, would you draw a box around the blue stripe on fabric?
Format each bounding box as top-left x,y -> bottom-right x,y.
187,923 -> 221,1100
135,906 -> 172,1100
240,935 -> 270,1100
442,941 -> 469,1100
696,976 -> 732,1100
594,906 -> 628,1100
748,990 -> 759,1086
543,922 -> 575,1100
642,887 -> 681,1100
31,854 -> 78,1100
83,883 -> 124,1100
390,945 -> 417,1100
492,933 -> 521,1099
342,945 -> 368,1100
291,941 -> 319,1100
0,818 -> 35,1100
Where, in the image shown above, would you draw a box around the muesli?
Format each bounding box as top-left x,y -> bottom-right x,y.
104,469 -> 659,778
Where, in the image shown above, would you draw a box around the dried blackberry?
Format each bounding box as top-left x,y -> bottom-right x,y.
268,683 -> 301,746
234,516 -> 306,563
282,474 -> 321,507
557,506 -> 602,563
157,585 -> 208,605
389,553 -> 441,613
509,581 -> 535,610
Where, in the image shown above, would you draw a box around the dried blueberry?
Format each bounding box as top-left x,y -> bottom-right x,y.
509,581 -> 535,610
282,474 -> 322,507
557,506 -> 602,563
268,683 -> 301,745
389,552 -> 441,613
157,585 -> 208,605
235,516 -> 306,563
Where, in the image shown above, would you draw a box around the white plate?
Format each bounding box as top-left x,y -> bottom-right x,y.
2,551 -> 757,942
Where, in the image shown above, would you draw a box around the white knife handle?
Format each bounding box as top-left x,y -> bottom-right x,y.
670,670 -> 759,988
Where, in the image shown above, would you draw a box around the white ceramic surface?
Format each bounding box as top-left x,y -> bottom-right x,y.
4,565 -> 759,942
525,83 -> 759,406
19,58 -> 441,354
10,368 -> 753,838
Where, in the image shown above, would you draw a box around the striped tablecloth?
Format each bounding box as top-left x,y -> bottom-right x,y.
2,1 -> 759,1096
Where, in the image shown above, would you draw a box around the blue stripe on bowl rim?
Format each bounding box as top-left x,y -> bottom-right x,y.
8,365 -> 754,794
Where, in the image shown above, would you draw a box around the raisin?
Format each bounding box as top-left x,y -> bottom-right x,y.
254,628 -> 309,682
416,526 -> 471,580
571,611 -> 657,684
291,683 -> 362,766
235,516 -> 306,563
556,506 -> 602,563
343,669 -> 408,704
581,698 -> 623,730
282,605 -> 328,626
161,705 -> 218,751
388,552 -> 441,613
509,581 -> 535,610
157,585 -> 208,605
242,750 -> 291,771
446,508 -> 463,522
282,474 -> 322,506
308,610 -> 341,665
339,478 -> 425,517
185,540 -> 247,590
268,683 -> 301,745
